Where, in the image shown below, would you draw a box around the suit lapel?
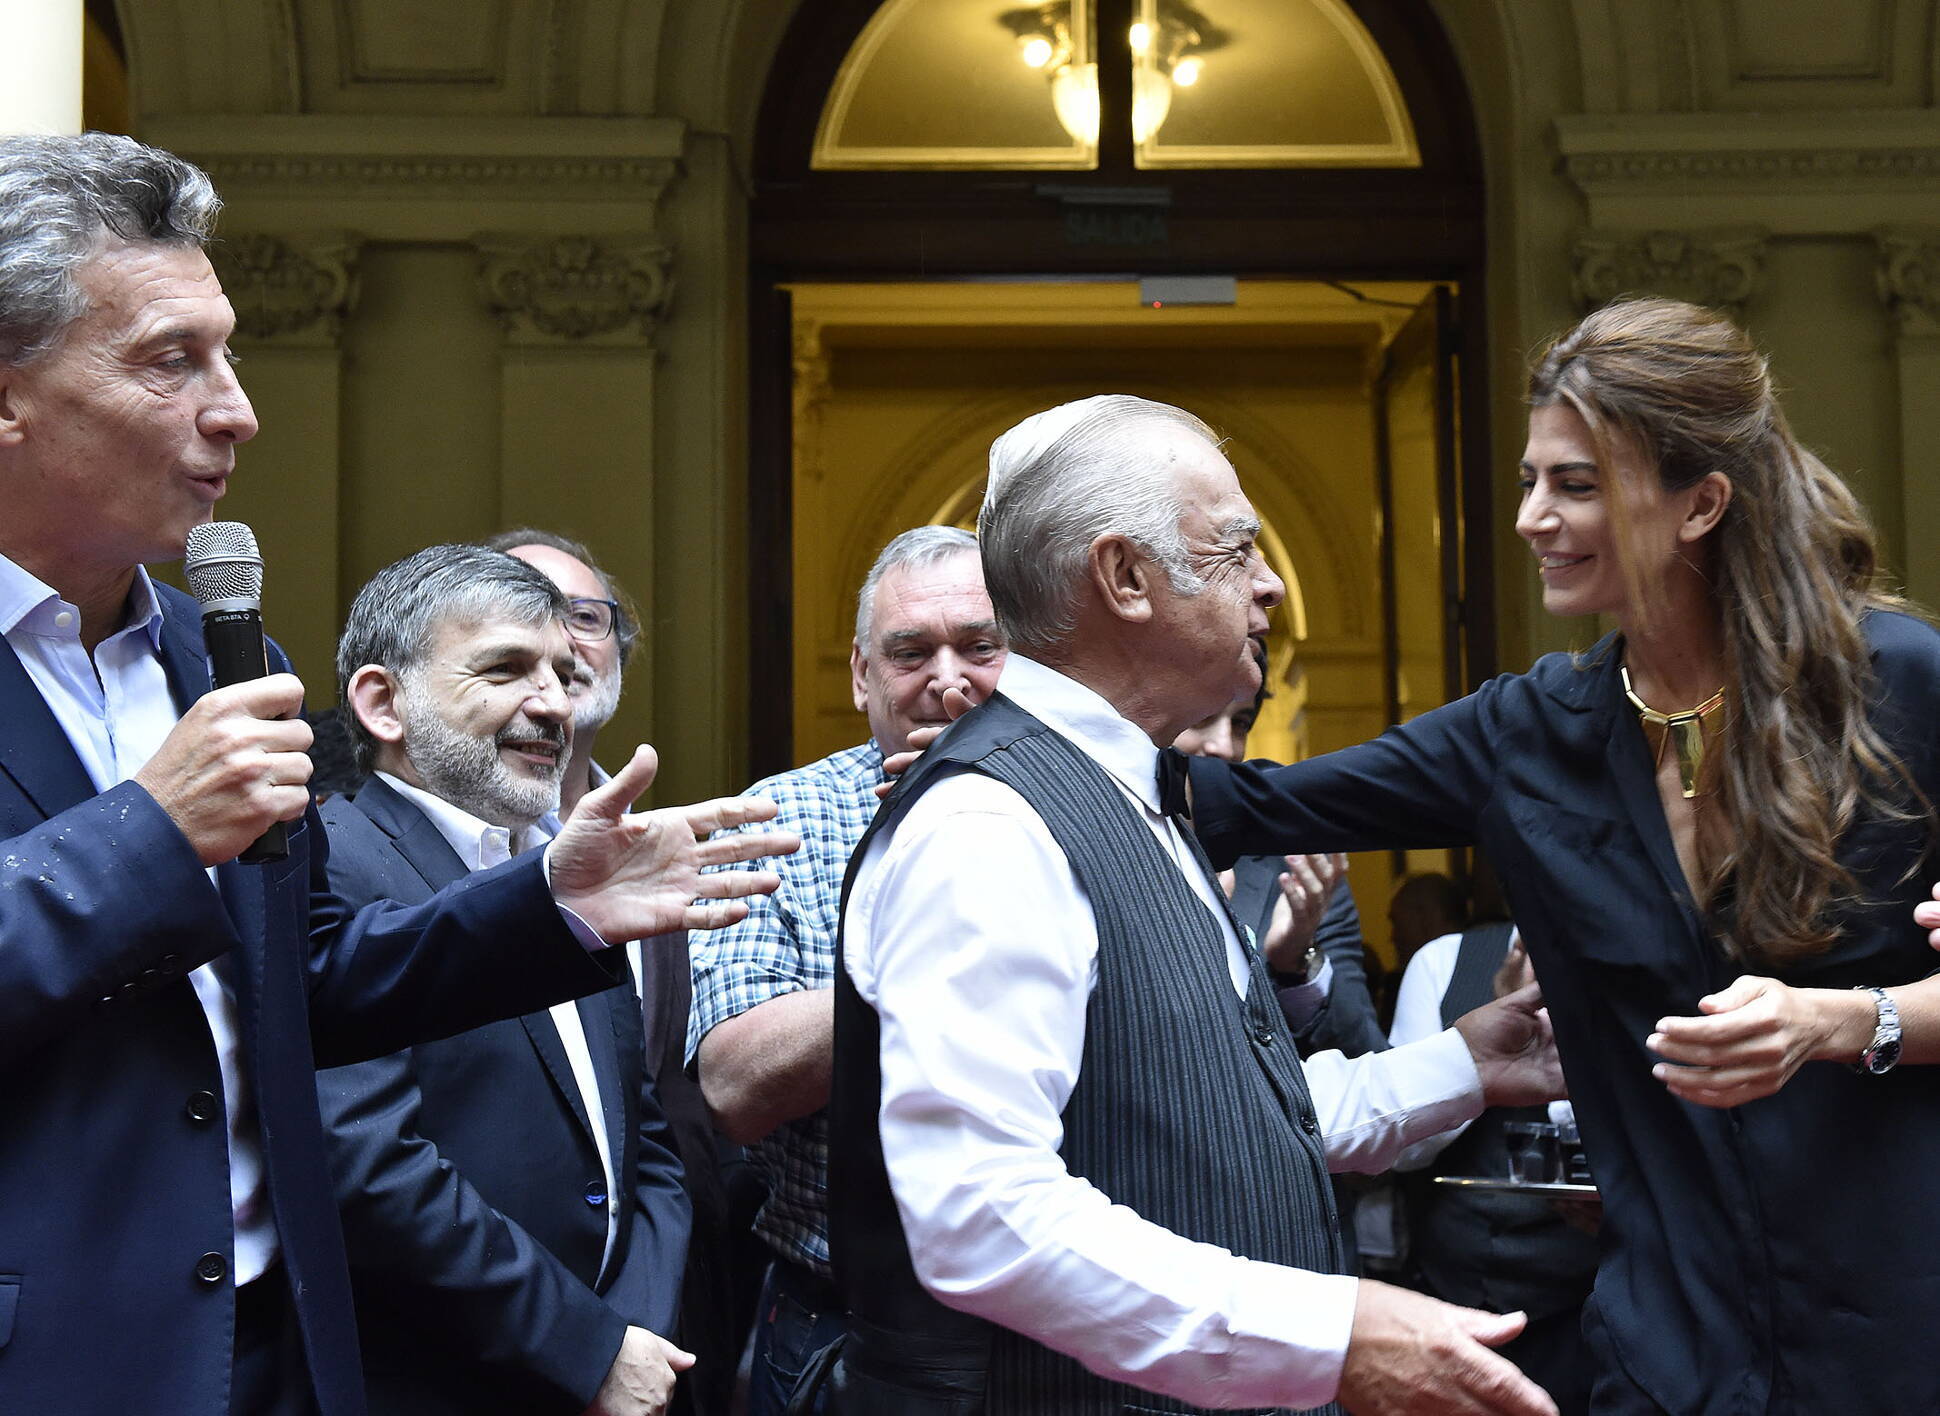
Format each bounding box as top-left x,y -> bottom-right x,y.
353,777 -> 606,1142
0,637 -> 99,818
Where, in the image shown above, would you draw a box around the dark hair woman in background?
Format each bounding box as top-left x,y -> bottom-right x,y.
1182,296 -> 1940,1414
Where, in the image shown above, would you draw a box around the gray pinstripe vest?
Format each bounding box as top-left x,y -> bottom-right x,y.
830,693 -> 1347,1416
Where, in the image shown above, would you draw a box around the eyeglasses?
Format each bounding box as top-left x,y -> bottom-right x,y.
563,597 -> 622,643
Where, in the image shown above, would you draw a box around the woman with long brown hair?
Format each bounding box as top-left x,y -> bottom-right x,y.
1184,296 -> 1940,1413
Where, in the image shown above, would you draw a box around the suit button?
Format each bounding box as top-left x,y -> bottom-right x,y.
1300,1112 -> 1319,1136
195,1252 -> 228,1285
1254,1027 -> 1275,1046
186,1091 -> 219,1124
583,1182 -> 608,1208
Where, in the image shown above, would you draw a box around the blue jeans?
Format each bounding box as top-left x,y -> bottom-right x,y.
747,1258 -> 847,1416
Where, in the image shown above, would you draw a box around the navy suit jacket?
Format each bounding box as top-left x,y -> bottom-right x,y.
0,581 -> 622,1416
1226,862 -> 1388,1059
1189,611 -> 1940,1415
316,777 -> 690,1415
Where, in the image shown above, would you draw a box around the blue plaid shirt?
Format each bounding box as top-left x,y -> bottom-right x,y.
689,740 -> 884,1274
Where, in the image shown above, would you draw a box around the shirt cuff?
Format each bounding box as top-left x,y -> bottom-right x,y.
1274,956 -> 1334,1032
541,842 -> 613,952
1224,1266 -> 1358,1409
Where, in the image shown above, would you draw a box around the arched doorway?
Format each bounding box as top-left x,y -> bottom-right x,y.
748,0 -> 1490,950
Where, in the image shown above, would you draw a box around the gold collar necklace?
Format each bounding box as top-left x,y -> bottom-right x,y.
1620,665 -> 1726,800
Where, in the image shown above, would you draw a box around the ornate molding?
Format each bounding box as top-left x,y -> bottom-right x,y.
209,233 -> 360,344
195,154 -> 679,202
1877,227 -> 1940,337
1571,228 -> 1768,316
475,235 -> 673,346
1554,111 -> 1940,235
142,117 -> 686,212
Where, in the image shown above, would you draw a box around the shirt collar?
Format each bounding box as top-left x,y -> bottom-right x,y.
994,654 -> 1165,814
0,551 -> 165,650
374,771 -> 544,871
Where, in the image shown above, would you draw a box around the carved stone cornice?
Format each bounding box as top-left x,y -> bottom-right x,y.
209,233 -> 360,345
142,117 -> 686,215
1876,228 -> 1940,337
1571,228 -> 1768,316
475,235 -> 673,346
1554,111 -> 1940,235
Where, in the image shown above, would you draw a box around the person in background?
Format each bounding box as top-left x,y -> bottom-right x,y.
488,528 -> 747,1416
1389,917 -> 1598,1415
1172,650 -> 1386,1060
688,525 -> 1007,1416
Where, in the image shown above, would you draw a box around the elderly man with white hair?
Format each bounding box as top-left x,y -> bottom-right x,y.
826,395 -> 1564,1416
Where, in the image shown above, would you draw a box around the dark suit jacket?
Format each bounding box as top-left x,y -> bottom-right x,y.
317,777 -> 690,1415
1227,859 -> 1388,1058
0,581 -> 622,1416
1188,611 -> 1940,1415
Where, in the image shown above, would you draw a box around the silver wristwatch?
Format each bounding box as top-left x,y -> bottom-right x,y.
1855,986 -> 1903,1075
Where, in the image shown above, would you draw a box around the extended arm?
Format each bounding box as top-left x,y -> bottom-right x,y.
1189,684 -> 1503,870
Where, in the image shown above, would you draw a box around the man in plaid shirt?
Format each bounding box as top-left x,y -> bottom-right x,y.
689,526 -> 1006,1416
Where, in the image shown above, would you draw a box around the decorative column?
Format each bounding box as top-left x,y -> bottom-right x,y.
0,0 -> 81,135
1877,229 -> 1940,607
476,234 -> 674,714
1570,228 -> 1770,318
207,232 -> 361,691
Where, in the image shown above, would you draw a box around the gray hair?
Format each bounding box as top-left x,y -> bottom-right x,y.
0,133 -> 221,365
854,524 -> 981,646
482,527 -> 641,669
337,544 -> 568,774
977,395 -> 1214,655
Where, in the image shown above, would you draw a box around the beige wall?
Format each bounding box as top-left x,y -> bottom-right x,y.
106,0 -> 1940,808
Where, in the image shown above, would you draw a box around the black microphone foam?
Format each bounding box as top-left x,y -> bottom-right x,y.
183,522 -> 288,863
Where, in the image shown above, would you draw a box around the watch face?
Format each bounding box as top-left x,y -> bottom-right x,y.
1867,1037 -> 1903,1074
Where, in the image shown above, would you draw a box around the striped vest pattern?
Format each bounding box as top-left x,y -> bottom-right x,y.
830,694 -> 1347,1416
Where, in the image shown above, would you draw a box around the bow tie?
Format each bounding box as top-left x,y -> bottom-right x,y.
1155,747 -> 1193,820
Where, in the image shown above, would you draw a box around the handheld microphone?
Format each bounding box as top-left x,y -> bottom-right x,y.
183,521 -> 288,864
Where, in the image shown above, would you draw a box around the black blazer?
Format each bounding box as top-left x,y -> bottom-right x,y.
1227,861 -> 1387,1058
0,583 -> 621,1416
1189,611 -> 1940,1416
317,777 -> 690,1416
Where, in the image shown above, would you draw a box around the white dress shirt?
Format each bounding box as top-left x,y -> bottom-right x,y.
0,554 -> 276,1283
375,771 -> 623,1272
844,654 -> 1487,1411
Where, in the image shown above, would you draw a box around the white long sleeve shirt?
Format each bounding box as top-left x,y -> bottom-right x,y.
844,654 -> 1486,1411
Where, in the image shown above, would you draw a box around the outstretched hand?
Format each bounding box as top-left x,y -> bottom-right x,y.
550,745 -> 799,942
875,685 -> 977,799
1452,983 -> 1564,1110
1337,1281 -> 1557,1416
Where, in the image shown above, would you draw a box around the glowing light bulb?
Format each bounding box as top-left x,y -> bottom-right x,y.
1020,35 -> 1054,70
1128,21 -> 1152,54
1173,56 -> 1203,87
